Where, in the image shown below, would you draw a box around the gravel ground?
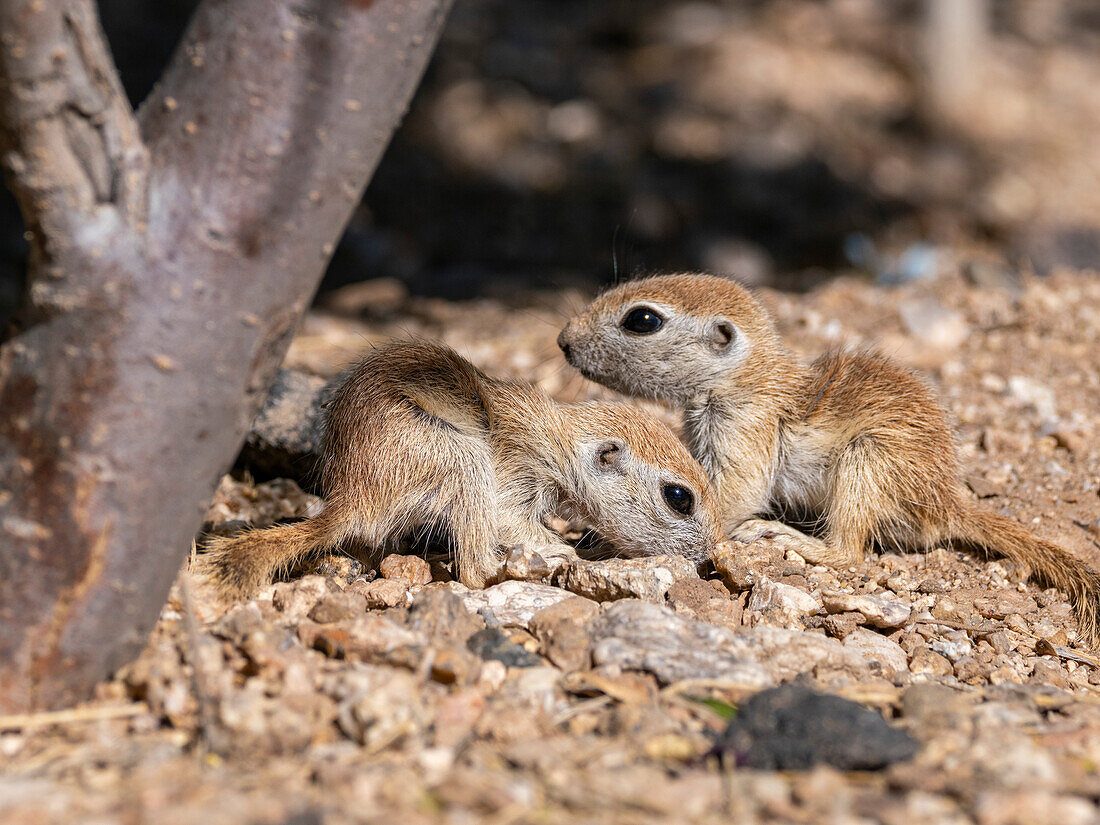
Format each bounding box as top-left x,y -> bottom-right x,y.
2,266 -> 1099,825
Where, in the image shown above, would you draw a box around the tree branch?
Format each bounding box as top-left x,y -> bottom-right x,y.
0,0 -> 147,314
139,0 -> 447,272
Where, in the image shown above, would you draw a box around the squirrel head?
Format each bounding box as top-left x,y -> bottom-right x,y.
558,273 -> 781,404
565,401 -> 722,563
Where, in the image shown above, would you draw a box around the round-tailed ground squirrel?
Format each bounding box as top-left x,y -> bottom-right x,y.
558,273 -> 1100,642
203,340 -> 721,601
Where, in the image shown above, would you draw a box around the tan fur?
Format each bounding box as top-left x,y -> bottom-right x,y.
202,340 -> 721,602
559,273 -> 1100,642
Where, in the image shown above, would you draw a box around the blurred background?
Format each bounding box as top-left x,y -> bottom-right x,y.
2,0 -> 1099,320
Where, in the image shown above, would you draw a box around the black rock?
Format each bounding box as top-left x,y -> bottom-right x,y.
466,627 -> 543,668
711,684 -> 918,771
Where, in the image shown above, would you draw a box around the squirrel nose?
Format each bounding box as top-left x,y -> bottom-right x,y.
556,329 -> 573,362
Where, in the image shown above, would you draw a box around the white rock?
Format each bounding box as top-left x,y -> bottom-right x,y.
506,666 -> 568,716
899,298 -> 968,350
930,631 -> 973,663
1008,375 -> 1057,420
416,747 -> 456,784
0,734 -> 24,758
477,659 -> 507,691
974,791 -> 1097,825
557,555 -> 697,603
735,626 -> 870,682
589,601 -> 772,686
589,600 -> 868,686
823,591 -> 911,629
271,575 -> 332,618
459,581 -> 587,629
748,576 -> 822,617
843,628 -> 909,674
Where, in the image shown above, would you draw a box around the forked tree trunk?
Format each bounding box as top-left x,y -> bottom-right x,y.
0,0 -> 452,711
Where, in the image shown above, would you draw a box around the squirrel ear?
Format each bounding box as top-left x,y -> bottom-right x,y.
707,319 -> 736,352
595,440 -> 627,471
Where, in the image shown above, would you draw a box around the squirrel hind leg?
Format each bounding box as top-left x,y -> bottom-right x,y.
440,488 -> 501,589
362,460 -> 501,588
739,441 -> 914,569
813,439 -> 901,568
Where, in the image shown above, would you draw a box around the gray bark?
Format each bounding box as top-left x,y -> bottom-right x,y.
0,0 -> 452,711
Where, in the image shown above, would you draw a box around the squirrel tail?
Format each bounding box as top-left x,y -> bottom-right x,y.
198,513 -> 344,603
949,508 -> 1100,645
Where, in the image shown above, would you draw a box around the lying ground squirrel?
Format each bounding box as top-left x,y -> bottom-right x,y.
202,340 -> 721,601
558,273 -> 1100,642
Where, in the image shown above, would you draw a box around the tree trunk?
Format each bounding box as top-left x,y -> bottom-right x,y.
0,0 -> 452,712
922,0 -> 990,127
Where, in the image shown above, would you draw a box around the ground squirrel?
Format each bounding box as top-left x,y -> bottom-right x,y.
558,273 -> 1100,641
202,340 -> 721,601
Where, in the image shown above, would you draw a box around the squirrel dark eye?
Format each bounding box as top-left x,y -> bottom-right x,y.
662,484 -> 694,517
621,306 -> 664,335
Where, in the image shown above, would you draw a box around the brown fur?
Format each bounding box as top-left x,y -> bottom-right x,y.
201,340 -> 721,602
559,273 -> 1100,643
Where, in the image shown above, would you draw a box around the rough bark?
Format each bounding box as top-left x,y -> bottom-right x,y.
0,0 -> 452,711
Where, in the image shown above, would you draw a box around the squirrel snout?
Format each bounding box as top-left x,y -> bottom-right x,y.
557,329 -> 573,362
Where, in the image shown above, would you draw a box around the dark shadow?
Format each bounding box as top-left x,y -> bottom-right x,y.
321,0 -> 917,299
0,187 -> 26,330
349,141 -> 909,299
97,0 -> 199,105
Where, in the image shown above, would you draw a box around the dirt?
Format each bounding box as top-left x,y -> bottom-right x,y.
3,265 -> 1100,825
